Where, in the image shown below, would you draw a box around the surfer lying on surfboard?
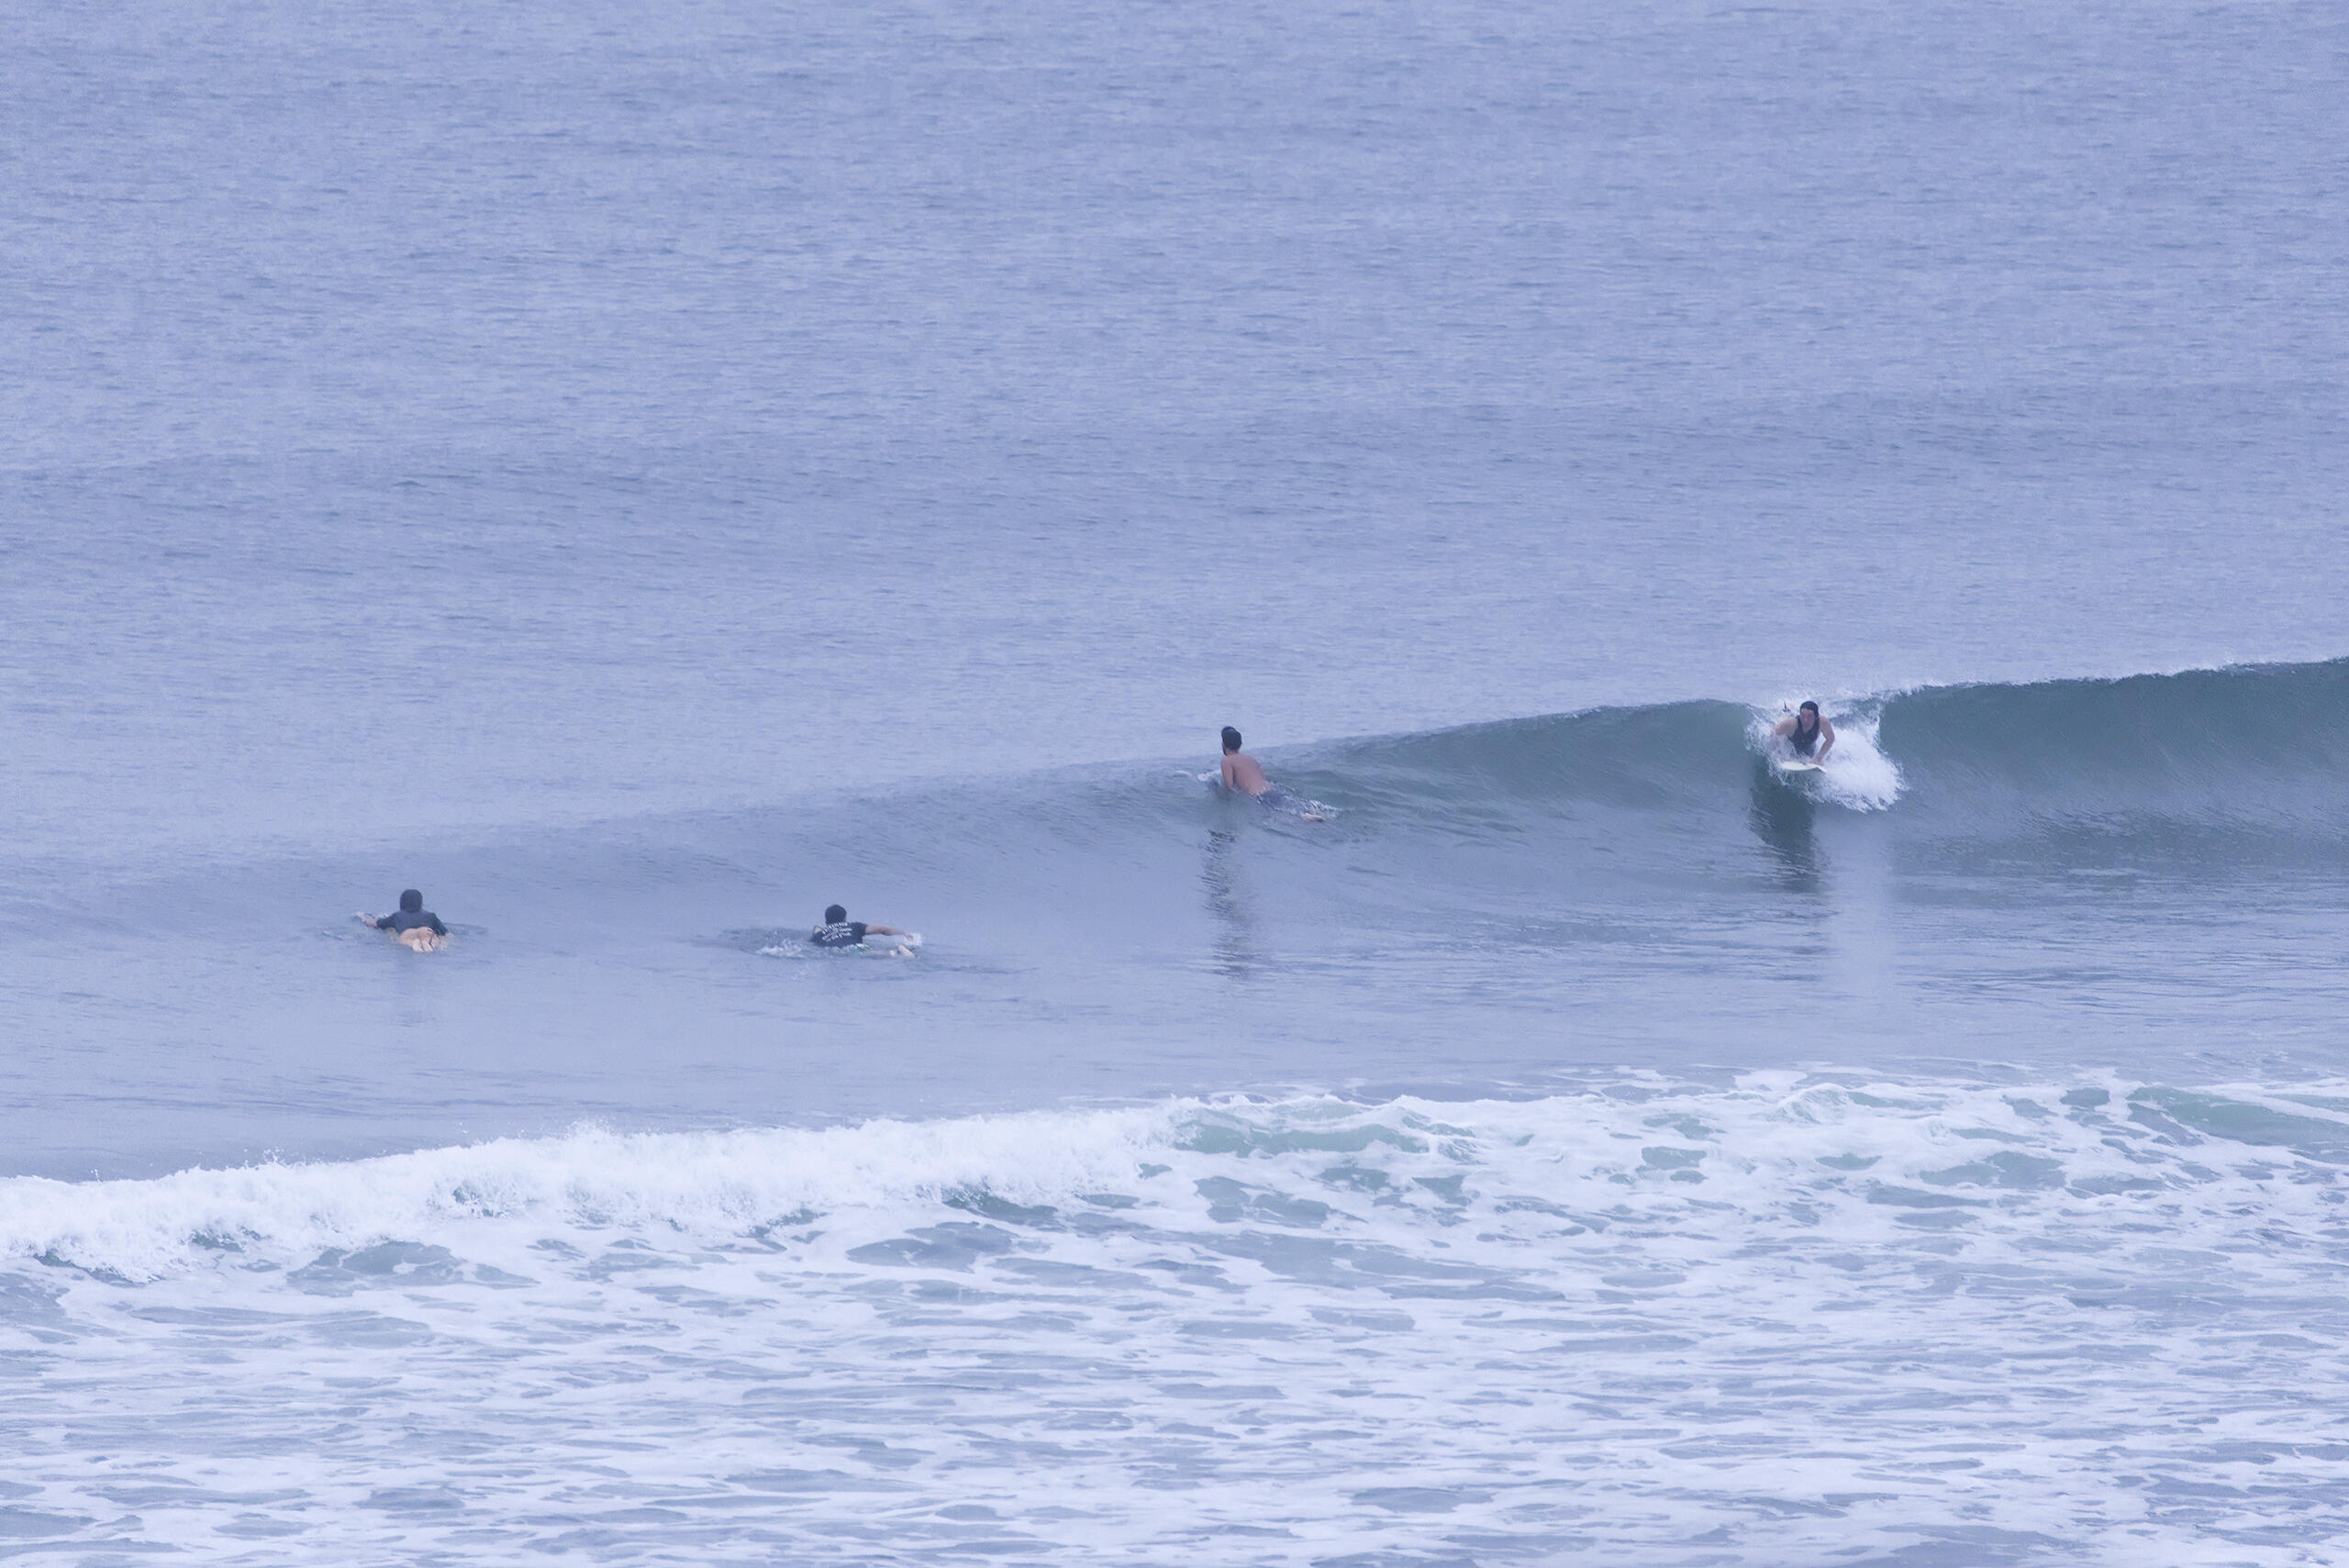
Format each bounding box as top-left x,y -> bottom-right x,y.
1219,727 -> 1328,821
358,889 -> 450,951
1772,701 -> 1835,765
810,905 -> 917,956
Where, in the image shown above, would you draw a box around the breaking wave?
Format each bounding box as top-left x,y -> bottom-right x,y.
10,1076 -> 2349,1563
1286,656 -> 2349,838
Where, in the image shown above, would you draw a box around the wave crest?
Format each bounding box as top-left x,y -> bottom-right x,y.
1288,657 -> 2349,836
17,1071 -> 2349,1282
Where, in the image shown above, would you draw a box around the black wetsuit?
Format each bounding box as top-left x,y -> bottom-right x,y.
810,920 -> 869,949
1789,718 -> 1820,758
383,908 -> 448,937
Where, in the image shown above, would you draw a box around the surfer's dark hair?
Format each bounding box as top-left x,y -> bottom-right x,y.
1798,701 -> 1820,715
1221,727 -> 1242,752
824,905 -> 847,925
399,889 -> 423,912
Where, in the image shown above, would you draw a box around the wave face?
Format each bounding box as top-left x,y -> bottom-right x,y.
1879,659 -> 2349,827
9,1075 -> 2349,1563
9,659 -> 2349,1185
1286,657 -> 2349,840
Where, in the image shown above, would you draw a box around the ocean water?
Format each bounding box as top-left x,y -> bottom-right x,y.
6,0 -> 2349,1561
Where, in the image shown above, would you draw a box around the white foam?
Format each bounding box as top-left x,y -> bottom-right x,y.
1751,698 -> 1904,809
8,1075 -> 2349,1563
0,1107 -> 1174,1281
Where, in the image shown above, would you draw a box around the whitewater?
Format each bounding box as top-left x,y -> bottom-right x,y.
10,658 -> 2349,1560
13,1076 -> 2349,1564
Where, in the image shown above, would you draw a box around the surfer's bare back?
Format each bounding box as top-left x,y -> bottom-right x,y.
1219,727 -> 1327,822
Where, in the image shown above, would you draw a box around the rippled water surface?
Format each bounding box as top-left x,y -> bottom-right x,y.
6,0 -> 2349,1560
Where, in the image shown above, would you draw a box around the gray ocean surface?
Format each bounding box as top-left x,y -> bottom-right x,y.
6,0 -> 2349,1562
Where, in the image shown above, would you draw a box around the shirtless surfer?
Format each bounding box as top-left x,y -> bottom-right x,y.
1219,727 -> 1327,821
1772,701 -> 1835,764
358,889 -> 450,951
810,905 -> 916,957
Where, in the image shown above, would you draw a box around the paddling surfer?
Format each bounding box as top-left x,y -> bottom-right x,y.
1219,727 -> 1327,821
358,889 -> 450,951
1772,701 -> 1835,763
1219,727 -> 1272,797
810,905 -> 915,956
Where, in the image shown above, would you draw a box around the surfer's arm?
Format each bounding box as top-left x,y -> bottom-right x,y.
1815,719 -> 1836,758
356,911 -> 385,929
1219,756 -> 1237,788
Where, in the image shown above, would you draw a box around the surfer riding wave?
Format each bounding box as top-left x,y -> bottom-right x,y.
1773,701 -> 1835,763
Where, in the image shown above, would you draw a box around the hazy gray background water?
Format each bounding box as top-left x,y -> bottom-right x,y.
6,0 -> 2344,861
6,0 -> 2349,1560
5,0 -> 2347,1177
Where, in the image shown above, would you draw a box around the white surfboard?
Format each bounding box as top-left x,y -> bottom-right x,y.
1776,758 -> 1824,774
840,930 -> 922,955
